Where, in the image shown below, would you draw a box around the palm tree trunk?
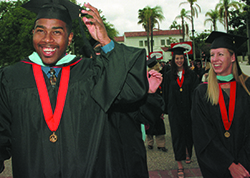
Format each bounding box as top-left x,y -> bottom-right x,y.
150,19 -> 154,53
225,9 -> 229,32
147,28 -> 150,56
191,3 -> 196,61
182,17 -> 185,41
247,17 -> 250,64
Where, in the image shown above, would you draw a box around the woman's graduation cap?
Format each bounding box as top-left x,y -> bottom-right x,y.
147,56 -> 158,68
205,31 -> 249,75
205,31 -> 248,52
167,46 -> 187,55
167,46 -> 189,65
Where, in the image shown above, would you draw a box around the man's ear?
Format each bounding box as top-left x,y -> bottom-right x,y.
68,32 -> 74,46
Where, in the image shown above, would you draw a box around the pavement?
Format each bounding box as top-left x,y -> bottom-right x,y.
1,61 -> 250,178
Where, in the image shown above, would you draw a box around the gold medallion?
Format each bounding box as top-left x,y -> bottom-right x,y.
224,131 -> 230,138
180,88 -> 183,92
49,132 -> 57,142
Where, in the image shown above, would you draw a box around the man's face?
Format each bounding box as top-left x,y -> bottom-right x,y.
33,18 -> 73,66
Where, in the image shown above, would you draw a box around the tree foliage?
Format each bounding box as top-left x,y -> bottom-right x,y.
204,9 -> 224,31
216,0 -> 242,32
190,31 -> 210,59
0,0 -> 118,66
179,0 -> 201,60
0,0 -> 35,65
175,8 -> 191,41
138,5 -> 164,54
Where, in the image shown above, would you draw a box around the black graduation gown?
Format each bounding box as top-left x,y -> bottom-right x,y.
191,80 -> 250,178
162,70 -> 199,161
0,43 -> 150,178
109,93 -> 165,178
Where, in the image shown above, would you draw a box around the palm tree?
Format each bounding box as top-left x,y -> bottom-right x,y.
175,8 -> 191,41
149,6 -> 164,52
180,0 -> 201,60
138,6 -> 164,54
138,7 -> 151,54
216,0 -> 241,32
170,20 -> 181,30
204,9 -> 224,31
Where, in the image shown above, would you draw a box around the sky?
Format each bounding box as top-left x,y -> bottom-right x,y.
78,0 -> 227,36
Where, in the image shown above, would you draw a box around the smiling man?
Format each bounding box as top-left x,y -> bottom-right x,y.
33,18 -> 74,65
0,0 -> 151,177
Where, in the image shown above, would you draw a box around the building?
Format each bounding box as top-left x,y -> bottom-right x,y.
114,29 -> 191,62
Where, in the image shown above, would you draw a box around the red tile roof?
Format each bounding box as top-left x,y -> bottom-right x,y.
124,29 -> 183,37
113,36 -> 124,42
161,47 -> 170,52
114,29 -> 183,42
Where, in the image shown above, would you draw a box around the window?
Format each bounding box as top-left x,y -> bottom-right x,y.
139,41 -> 143,47
145,40 -> 148,46
167,39 -> 171,45
161,39 -> 165,46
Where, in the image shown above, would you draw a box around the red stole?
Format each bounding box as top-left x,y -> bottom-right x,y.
32,64 -> 70,142
177,69 -> 185,92
218,81 -> 236,138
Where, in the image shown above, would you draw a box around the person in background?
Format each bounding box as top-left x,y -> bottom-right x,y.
201,57 -> 211,83
189,60 -> 195,70
194,59 -> 204,82
0,0 -> 150,177
192,31 -> 250,178
145,56 -> 168,152
163,47 -> 199,178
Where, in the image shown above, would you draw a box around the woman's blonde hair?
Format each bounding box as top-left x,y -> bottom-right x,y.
148,62 -> 161,72
206,49 -> 250,105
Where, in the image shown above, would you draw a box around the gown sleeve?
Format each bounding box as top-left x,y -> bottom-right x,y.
139,93 -> 165,125
191,85 -> 235,177
162,71 -> 170,114
91,42 -> 148,112
0,69 -> 12,172
236,78 -> 250,170
237,133 -> 250,171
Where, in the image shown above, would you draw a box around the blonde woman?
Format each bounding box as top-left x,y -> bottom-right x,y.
192,31 -> 250,178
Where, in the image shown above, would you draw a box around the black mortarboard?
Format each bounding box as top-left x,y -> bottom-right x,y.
167,46 -> 187,55
22,0 -> 81,27
147,56 -> 158,68
205,31 -> 248,52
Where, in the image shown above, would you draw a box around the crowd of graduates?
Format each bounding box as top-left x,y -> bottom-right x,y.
1,0 -> 250,177
145,32 -> 250,178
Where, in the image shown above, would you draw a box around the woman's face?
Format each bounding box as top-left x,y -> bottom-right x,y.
174,54 -> 185,69
210,48 -> 235,76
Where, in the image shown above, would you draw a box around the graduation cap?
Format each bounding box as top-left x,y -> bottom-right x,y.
147,56 -> 158,68
167,46 -> 188,55
22,0 -> 82,27
205,31 -> 248,52
206,31 -> 248,75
